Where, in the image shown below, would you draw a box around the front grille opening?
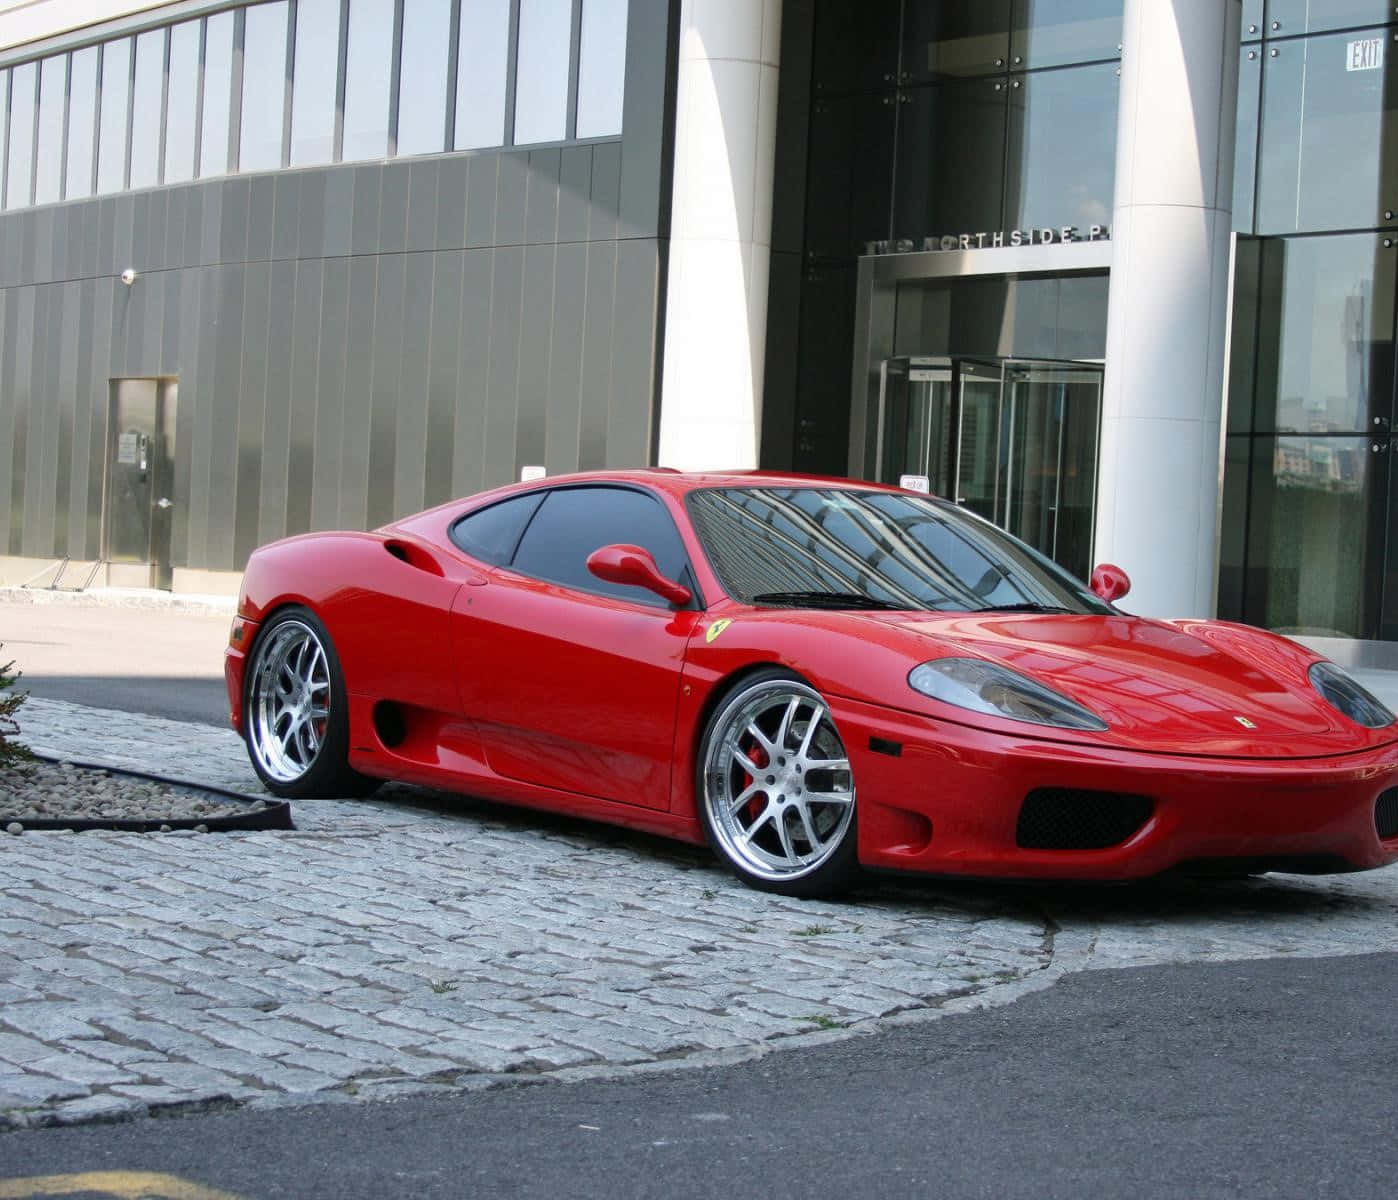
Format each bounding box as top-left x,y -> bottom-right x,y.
1016,788 -> 1154,851
1377,789 -> 1398,840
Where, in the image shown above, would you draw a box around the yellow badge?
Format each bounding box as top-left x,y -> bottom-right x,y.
705,618 -> 733,644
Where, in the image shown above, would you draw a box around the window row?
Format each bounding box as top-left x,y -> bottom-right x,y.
0,0 -> 628,212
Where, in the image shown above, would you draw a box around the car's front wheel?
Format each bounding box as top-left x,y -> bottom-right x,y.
244,606 -> 379,799
698,670 -> 859,897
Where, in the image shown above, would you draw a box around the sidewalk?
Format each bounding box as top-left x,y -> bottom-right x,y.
5,695 -> 1398,1129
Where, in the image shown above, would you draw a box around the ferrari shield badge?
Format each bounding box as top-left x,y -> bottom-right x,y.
1234,716 -> 1257,729
705,618 -> 733,644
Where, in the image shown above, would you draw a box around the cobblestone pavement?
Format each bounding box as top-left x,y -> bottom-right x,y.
5,696 -> 1398,1130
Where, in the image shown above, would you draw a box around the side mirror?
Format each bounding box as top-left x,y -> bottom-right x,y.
1090,562 -> 1131,603
586,544 -> 692,607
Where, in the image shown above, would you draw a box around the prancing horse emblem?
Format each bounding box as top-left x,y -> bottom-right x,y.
1234,716 -> 1257,729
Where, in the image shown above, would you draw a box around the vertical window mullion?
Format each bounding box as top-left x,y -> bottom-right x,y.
333,0 -> 349,160
229,8 -> 246,171
193,18 -> 206,176
444,0 -> 461,150
565,0 -> 581,140
157,27 -> 171,183
26,61 -> 39,204
502,0 -> 521,146
122,34 -> 136,187
388,0 -> 405,155
282,0 -> 297,166
1,71 -> 11,208
58,54 -> 71,201
88,48 -> 99,194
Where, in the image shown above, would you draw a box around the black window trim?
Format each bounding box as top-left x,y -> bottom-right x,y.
451,481 -> 707,611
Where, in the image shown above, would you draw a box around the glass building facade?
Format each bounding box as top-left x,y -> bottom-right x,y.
1223,2 -> 1398,640
764,0 -> 1398,645
0,0 -> 626,211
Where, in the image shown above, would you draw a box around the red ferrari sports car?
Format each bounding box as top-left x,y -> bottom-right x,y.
225,470 -> 1398,897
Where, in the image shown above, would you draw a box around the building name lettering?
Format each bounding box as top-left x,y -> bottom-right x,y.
863,225 -> 1111,256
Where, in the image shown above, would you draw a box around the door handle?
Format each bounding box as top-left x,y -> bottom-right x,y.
156,497 -> 173,509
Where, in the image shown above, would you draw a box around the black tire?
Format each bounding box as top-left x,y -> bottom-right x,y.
242,605 -> 380,799
697,668 -> 860,898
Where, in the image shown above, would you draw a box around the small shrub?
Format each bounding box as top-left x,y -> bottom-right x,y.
0,646 -> 31,770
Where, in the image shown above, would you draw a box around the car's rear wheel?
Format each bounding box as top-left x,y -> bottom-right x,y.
244,606 -> 379,799
698,670 -> 859,897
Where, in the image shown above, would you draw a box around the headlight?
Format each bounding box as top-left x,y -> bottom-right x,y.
1308,661 -> 1395,729
908,658 -> 1108,732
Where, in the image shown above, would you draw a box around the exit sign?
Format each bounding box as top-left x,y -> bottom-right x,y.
1347,37 -> 1384,71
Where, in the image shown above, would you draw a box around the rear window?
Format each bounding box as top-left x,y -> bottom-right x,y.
449,492 -> 544,564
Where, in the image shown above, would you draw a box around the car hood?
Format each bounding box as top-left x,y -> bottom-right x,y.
857,610 -> 1395,757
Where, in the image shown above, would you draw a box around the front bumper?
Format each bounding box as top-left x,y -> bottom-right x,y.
223,615 -> 258,734
836,696 -> 1398,880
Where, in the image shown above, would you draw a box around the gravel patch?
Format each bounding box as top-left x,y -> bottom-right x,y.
0,758 -> 266,826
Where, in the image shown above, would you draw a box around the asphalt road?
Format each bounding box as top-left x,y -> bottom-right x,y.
3,952 -> 1395,1200
0,602 -> 231,725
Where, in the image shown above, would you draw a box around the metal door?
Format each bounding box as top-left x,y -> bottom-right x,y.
103,378 -> 177,589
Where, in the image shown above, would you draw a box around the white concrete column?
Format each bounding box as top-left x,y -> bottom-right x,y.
1094,0 -> 1241,618
657,0 -> 781,469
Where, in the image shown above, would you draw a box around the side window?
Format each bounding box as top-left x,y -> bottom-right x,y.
449,493 -> 544,564
511,486 -> 692,607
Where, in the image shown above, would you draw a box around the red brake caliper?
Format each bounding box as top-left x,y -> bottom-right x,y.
743,742 -> 769,823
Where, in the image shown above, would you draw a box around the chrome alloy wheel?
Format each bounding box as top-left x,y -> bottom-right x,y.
247,619 -> 332,783
703,678 -> 855,883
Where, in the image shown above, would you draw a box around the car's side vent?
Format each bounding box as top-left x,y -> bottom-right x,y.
383,539 -> 444,576
1376,788 -> 1398,840
1016,788 -> 1154,850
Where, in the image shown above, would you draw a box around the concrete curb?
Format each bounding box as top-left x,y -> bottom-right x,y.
0,586 -> 236,616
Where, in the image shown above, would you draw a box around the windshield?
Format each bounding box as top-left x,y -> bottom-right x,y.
687,486 -> 1113,614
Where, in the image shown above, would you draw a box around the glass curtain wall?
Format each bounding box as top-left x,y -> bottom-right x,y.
1221,6 -> 1398,640
793,1 -> 1122,476
0,0 -> 630,212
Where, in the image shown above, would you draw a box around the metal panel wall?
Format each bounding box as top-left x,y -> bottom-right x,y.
0,1 -> 677,574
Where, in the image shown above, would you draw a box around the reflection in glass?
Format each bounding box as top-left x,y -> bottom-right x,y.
1266,0 -> 1397,37
397,0 -> 452,156
1004,63 -> 1116,231
290,0 -> 340,166
894,78 -> 1007,237
901,0 -> 1010,80
805,92 -> 897,256
200,12 -> 235,177
1001,363 -> 1101,580
240,2 -> 290,171
1248,235 -> 1393,433
1010,0 -> 1122,70
96,39 -> 131,194
129,29 -> 165,189
456,0 -> 510,149
343,0 -> 393,161
1245,435 -> 1371,637
893,275 -> 1109,362
514,0 -> 572,144
688,487 -> 1111,613
576,0 -> 628,138
34,56 -> 65,205
1233,46 -> 1261,234
6,62 -> 36,209
1226,238 -> 1262,434
1217,436 -> 1250,621
1256,29 -> 1397,234
65,47 -> 99,198
164,21 -> 201,183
